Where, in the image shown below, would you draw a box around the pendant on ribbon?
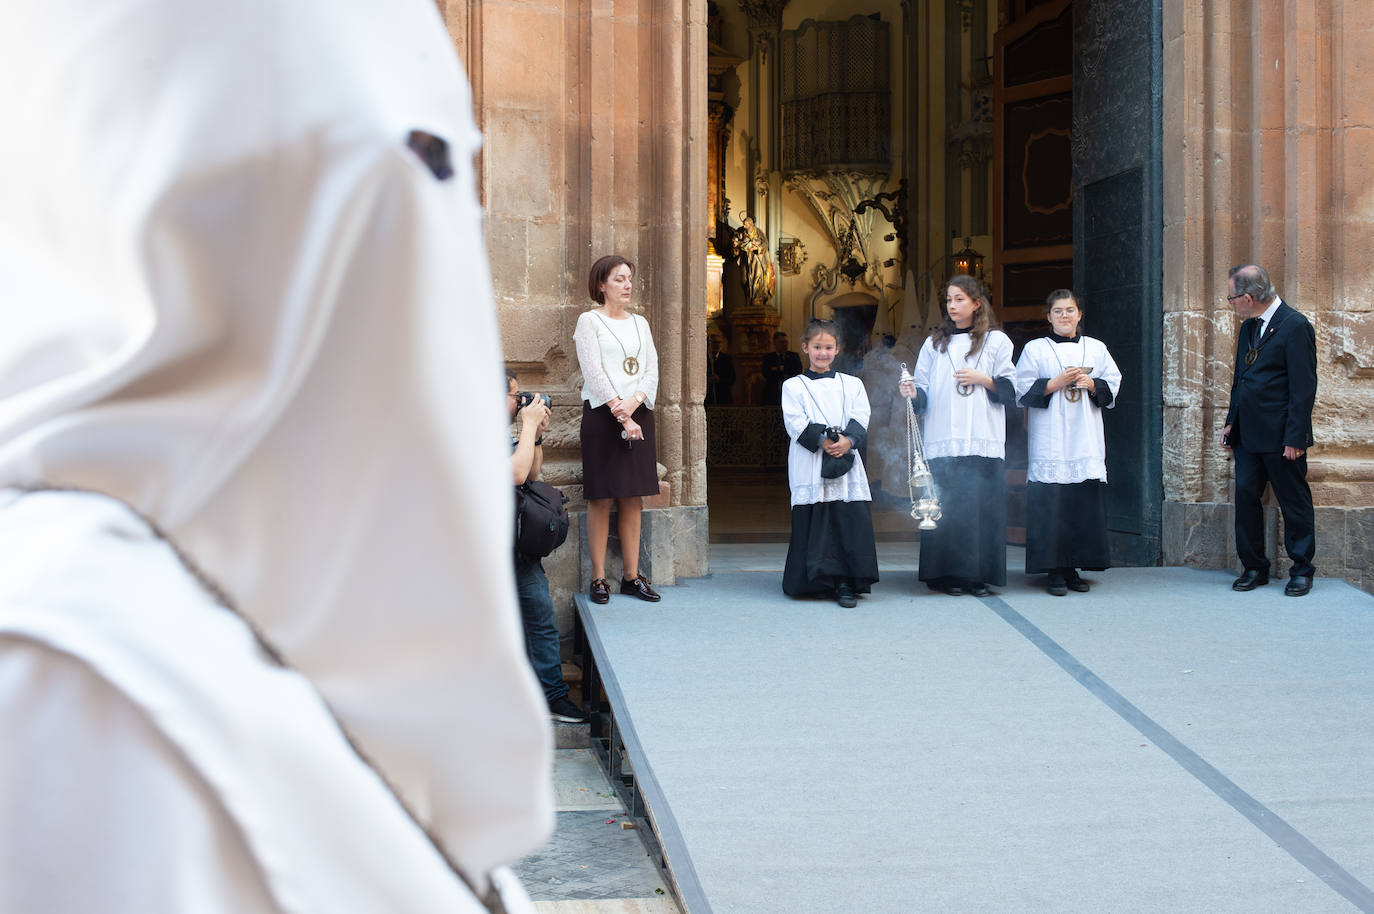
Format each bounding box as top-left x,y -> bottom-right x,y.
1064,387 -> 1083,403
1244,349 -> 1258,366
956,381 -> 975,397
623,356 -> 640,375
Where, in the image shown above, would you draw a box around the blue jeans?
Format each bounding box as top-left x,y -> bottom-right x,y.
514,553 -> 568,702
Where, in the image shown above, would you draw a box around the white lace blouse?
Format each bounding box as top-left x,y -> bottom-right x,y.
574,311 -> 659,408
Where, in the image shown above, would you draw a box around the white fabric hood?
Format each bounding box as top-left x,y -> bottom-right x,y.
0,0 -> 551,879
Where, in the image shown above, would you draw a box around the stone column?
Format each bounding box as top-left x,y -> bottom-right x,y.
1162,0 -> 1374,592
436,0 -> 709,610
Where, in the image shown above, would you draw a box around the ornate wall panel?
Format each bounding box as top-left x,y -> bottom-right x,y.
779,15 -> 892,172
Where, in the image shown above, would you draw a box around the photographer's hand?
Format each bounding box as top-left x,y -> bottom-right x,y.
535,395 -> 552,435
520,397 -> 550,433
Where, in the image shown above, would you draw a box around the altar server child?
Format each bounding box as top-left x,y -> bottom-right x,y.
900,275 -> 1017,597
781,319 -> 880,607
1014,289 -> 1122,595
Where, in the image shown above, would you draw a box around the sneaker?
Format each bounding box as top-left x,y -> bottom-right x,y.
549,697 -> 588,724
836,581 -> 857,608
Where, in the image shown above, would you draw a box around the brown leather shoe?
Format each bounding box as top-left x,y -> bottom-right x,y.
620,574 -> 661,602
589,578 -> 610,604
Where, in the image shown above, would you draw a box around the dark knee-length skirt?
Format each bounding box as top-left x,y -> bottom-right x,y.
581,401 -> 659,500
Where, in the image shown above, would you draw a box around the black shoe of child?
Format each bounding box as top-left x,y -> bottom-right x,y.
1064,568 -> 1090,592
1046,572 -> 1068,596
967,582 -> 991,598
941,580 -> 966,596
836,581 -> 858,608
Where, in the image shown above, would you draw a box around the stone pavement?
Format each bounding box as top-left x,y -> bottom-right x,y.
514,743 -> 679,914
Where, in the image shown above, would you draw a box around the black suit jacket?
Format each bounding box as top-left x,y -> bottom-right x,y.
1225,300 -> 1317,453
761,350 -> 803,403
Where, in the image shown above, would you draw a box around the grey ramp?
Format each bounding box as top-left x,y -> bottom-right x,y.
583,571 -> 1373,913
1005,566 -> 1374,898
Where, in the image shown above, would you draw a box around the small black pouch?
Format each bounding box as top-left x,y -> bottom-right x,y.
820,450 -> 855,479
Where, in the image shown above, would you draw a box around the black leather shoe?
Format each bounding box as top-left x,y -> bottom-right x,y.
589,578 -> 610,604
941,581 -> 966,596
1064,569 -> 1090,592
1046,572 -> 1068,597
1284,574 -> 1312,597
1232,569 -> 1269,592
836,582 -> 857,608
967,582 -> 991,598
620,574 -> 661,602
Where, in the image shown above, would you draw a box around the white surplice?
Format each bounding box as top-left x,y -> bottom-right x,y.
1014,335 -> 1123,483
913,330 -> 1017,459
782,373 -> 873,507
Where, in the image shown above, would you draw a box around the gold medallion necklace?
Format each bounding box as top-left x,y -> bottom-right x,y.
945,331 -> 985,397
1049,334 -> 1090,402
593,311 -> 643,376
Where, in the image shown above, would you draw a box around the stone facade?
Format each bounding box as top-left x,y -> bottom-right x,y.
436,0 -> 711,620
442,0 -> 1374,596
1162,0 -> 1374,592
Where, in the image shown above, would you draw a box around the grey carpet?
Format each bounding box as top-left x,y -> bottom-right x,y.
579,566 -> 1374,913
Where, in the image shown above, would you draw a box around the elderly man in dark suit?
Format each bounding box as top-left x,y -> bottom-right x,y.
1222,264 -> 1318,596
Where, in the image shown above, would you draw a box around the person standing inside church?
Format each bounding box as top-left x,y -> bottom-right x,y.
762,331 -> 803,405
706,333 -> 736,405
1014,290 -> 1122,596
1222,264 -> 1317,597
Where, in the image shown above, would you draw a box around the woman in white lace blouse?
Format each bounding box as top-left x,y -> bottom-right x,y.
573,256 -> 662,605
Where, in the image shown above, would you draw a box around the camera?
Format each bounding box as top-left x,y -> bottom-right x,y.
517,391 -> 551,409
825,426 -> 843,443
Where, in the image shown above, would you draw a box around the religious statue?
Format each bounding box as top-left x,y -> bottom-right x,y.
732,214 -> 777,308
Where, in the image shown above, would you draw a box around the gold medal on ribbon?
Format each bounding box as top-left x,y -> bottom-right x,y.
1065,387 -> 1083,403
956,380 -> 975,397
623,356 -> 640,375
1245,349 -> 1258,366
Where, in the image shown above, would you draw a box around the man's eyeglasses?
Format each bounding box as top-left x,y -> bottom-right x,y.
1227,293 -> 1249,303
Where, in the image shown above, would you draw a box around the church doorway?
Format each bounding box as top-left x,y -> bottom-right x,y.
702,0 -> 1162,564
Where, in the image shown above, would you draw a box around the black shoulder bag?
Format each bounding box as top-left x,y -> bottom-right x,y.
515,480 -> 570,558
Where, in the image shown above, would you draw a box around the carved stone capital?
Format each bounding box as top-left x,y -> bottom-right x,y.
737,0 -> 789,30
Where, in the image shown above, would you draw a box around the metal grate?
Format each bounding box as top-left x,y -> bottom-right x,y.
780,14 -> 892,172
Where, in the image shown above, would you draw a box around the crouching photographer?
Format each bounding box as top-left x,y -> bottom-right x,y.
508,371 -> 586,724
